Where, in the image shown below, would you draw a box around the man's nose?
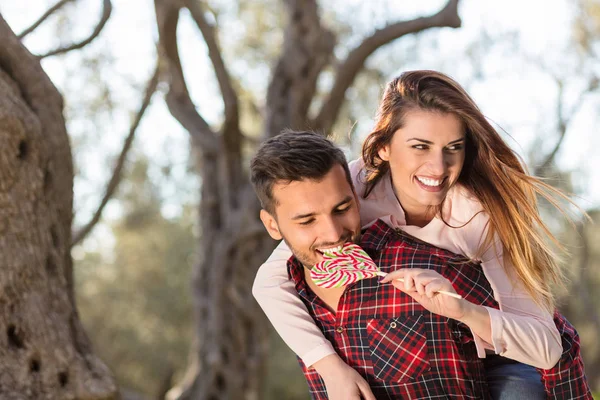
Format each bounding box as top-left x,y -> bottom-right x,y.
320,217 -> 345,243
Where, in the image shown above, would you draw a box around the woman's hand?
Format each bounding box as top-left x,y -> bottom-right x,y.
380,268 -> 469,321
312,354 -> 376,400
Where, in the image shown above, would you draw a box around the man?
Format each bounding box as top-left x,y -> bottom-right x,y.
250,130 -> 495,399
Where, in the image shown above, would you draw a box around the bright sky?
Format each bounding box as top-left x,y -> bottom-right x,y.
1,0 -> 598,233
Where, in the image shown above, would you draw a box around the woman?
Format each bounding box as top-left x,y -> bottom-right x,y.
253,70 -> 578,399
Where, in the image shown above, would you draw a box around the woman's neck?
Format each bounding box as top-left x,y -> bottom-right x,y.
389,177 -> 436,227
404,210 -> 435,228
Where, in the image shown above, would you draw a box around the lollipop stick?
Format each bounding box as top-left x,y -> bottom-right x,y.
376,272 -> 463,299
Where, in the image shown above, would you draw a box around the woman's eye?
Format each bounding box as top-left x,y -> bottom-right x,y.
412,144 -> 427,150
447,144 -> 464,151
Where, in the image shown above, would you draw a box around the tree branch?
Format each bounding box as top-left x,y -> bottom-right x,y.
311,0 -> 461,134
183,0 -> 240,135
183,0 -> 245,202
38,0 -> 112,59
535,75 -> 595,176
18,0 -> 78,39
265,0 -> 336,138
535,80 -> 566,176
154,0 -> 219,154
71,61 -> 160,247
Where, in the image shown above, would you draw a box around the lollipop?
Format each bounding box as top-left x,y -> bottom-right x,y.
311,243 -> 462,299
311,243 -> 379,288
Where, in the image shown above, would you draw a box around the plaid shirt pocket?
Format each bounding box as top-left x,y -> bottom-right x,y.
366,315 -> 431,384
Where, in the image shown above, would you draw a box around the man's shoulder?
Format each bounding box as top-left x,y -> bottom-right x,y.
360,219 -> 395,251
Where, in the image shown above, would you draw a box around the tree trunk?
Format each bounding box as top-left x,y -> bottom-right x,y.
165,147 -> 274,400
0,15 -> 116,400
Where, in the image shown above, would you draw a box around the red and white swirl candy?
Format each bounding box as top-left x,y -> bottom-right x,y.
311,243 -> 379,288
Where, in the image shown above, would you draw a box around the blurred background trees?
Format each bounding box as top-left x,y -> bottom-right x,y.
1,0 -> 599,398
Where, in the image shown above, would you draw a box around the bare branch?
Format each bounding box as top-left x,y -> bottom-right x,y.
154,0 -> 219,154
265,0 -> 336,138
183,0 -> 245,199
18,0 -> 77,39
38,0 -> 112,59
535,76 -> 594,176
312,0 -> 461,134
535,80 -> 567,176
71,61 -> 160,247
183,0 -> 239,134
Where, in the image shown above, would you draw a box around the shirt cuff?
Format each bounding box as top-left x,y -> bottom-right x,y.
470,306 -> 504,358
483,306 -> 506,354
301,342 -> 337,369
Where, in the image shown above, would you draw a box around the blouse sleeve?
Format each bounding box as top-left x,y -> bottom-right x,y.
252,240 -> 336,367
464,212 -> 562,369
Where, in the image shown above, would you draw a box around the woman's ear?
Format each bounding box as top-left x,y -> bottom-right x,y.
378,145 -> 390,162
260,209 -> 283,240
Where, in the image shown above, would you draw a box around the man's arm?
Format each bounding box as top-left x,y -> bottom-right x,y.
253,241 -> 376,399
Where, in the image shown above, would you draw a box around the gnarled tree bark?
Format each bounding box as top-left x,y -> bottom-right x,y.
0,14 -> 116,400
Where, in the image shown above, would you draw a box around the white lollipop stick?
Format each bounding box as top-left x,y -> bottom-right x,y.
376,271 -> 463,299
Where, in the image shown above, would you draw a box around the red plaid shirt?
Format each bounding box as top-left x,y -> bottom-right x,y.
288,220 -> 592,400
541,313 -> 592,399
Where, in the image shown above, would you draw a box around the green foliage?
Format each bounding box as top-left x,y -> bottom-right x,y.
263,329 -> 311,400
75,156 -> 196,396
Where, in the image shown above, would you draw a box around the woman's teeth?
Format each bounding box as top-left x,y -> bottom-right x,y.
416,176 -> 443,187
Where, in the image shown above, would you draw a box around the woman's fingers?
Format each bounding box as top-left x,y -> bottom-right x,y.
384,269 -> 454,298
424,279 -> 445,298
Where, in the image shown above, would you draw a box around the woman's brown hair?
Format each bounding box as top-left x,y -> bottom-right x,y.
362,70 -> 579,310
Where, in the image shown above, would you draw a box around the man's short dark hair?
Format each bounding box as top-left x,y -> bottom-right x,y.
250,130 -> 353,215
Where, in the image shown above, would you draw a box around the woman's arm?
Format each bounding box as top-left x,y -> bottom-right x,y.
476,251 -> 562,369
382,263 -> 562,370
456,205 -> 562,369
252,240 -> 335,367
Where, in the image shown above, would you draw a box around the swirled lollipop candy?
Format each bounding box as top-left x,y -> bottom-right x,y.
311,243 -> 379,288
311,242 -> 462,299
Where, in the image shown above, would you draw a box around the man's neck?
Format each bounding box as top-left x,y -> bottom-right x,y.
303,266 -> 346,314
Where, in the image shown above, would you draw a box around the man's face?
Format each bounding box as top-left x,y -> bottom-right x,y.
260,164 -> 361,268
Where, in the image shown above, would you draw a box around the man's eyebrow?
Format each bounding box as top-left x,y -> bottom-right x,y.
291,196 -> 354,220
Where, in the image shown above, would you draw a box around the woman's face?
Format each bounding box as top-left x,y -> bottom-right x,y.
378,109 -> 466,220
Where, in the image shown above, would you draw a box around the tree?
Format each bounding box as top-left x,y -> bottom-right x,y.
0,14 -> 116,399
153,1 -> 462,398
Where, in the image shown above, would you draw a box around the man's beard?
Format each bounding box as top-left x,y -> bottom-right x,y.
283,230 -> 361,269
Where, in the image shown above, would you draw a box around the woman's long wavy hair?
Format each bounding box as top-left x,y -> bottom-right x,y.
362,70 -> 577,310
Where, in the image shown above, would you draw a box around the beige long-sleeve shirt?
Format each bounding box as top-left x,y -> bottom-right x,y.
252,159 -> 562,369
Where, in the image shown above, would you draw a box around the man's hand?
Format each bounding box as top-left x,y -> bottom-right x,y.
311,354 -> 376,400
381,268 -> 467,320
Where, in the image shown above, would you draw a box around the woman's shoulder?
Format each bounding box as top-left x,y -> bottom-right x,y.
349,158 -> 366,183
446,185 -> 489,229
349,158 -> 382,197
443,185 -> 495,258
